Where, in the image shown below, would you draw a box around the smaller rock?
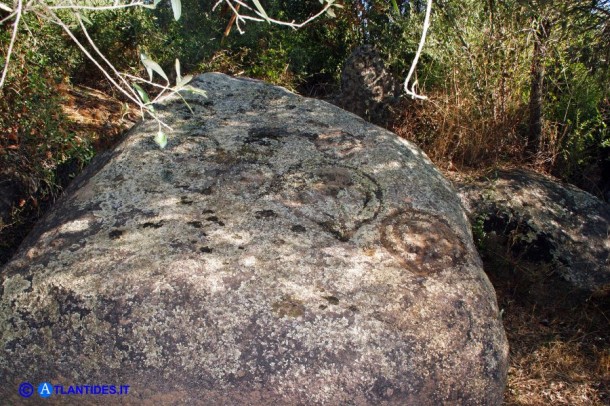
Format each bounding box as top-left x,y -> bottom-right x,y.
333,45 -> 399,125
458,169 -> 610,293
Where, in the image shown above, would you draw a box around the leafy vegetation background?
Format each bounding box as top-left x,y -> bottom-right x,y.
4,1 -> 608,199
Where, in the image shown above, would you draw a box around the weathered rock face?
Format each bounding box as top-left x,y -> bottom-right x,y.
458,169 -> 610,293
0,73 -> 507,404
334,45 -> 398,125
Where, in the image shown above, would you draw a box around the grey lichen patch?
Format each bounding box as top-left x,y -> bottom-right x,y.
271,297 -> 305,318
2,273 -> 31,298
161,169 -> 174,183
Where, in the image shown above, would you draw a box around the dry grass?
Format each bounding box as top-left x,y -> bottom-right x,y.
60,83 -> 139,152
504,306 -> 609,405
391,89 -> 528,171
389,87 -> 573,181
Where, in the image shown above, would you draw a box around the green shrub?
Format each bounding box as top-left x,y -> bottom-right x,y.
547,62 -> 608,187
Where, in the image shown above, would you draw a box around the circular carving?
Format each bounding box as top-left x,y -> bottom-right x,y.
381,211 -> 468,275
275,163 -> 382,241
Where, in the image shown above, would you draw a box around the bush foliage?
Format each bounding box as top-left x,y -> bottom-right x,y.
0,25 -> 92,197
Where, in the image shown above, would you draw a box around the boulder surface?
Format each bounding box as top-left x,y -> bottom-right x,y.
0,73 -> 507,405
459,169 -> 610,293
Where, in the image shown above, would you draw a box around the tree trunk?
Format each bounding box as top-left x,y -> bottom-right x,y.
527,19 -> 551,157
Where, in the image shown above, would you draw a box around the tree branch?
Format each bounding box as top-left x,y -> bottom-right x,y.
0,0 -> 23,88
403,0 -> 432,100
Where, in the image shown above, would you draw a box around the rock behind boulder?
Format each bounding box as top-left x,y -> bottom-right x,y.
459,168 -> 610,293
334,45 -> 398,126
0,73 -> 507,405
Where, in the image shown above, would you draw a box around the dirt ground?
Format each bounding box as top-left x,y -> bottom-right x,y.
479,233 -> 610,405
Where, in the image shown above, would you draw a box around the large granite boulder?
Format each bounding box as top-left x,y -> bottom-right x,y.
0,73 -> 507,404
458,169 -> 610,293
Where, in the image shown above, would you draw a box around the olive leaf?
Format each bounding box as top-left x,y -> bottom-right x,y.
252,0 -> 269,21
154,131 -> 168,149
133,83 -> 150,104
141,53 -> 168,83
171,0 -> 181,21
